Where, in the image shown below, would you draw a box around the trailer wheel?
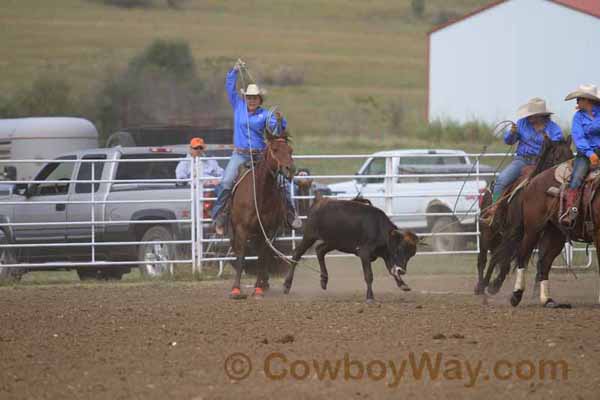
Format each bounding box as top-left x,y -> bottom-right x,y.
431,217 -> 465,252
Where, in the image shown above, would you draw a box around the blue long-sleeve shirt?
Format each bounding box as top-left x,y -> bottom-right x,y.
503,117 -> 564,157
571,105 -> 600,158
226,69 -> 287,151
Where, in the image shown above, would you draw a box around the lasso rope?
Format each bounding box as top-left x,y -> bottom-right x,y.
436,120 -> 518,230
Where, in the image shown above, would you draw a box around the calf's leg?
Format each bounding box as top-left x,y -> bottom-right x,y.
283,236 -> 317,294
359,249 -> 375,302
315,242 -> 333,290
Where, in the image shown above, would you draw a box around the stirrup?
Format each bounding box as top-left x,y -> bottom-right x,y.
214,213 -> 228,235
559,207 -> 578,228
291,216 -> 302,230
287,212 -> 302,230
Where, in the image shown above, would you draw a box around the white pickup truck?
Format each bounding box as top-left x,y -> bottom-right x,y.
326,149 -> 495,252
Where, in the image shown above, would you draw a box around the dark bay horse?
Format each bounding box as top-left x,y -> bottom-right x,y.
475,135 -> 573,296
228,132 -> 295,299
491,140 -> 600,308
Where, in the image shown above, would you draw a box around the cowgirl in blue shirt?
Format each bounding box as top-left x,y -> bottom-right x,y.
491,98 -> 564,206
560,85 -> 600,226
212,60 -> 301,234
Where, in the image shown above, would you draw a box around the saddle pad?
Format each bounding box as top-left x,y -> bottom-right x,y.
554,160 -> 572,184
554,160 -> 600,184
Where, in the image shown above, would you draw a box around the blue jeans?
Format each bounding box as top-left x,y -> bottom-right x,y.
493,156 -> 535,199
569,155 -> 590,189
211,151 -> 295,219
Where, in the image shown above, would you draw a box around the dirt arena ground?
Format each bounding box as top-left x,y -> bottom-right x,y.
1,261 -> 599,400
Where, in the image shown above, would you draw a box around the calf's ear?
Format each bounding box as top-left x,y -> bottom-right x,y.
400,230 -> 419,247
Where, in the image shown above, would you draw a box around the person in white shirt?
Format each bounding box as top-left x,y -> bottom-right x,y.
175,137 -> 224,187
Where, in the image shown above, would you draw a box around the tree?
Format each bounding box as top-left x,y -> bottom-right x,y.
411,0 -> 425,18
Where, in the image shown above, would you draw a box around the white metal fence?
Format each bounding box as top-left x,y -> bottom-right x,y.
0,152 -> 593,278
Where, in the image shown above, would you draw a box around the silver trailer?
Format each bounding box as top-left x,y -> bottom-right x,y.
0,117 -> 98,181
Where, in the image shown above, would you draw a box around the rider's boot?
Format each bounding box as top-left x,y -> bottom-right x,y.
282,185 -> 302,230
287,209 -> 302,230
212,189 -> 231,235
481,192 -> 501,226
559,188 -> 580,228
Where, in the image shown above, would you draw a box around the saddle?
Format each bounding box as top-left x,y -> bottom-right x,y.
553,160 -> 600,184
232,160 -> 261,194
550,160 -> 600,240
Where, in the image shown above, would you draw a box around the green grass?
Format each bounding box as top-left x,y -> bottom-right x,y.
0,0 -> 490,143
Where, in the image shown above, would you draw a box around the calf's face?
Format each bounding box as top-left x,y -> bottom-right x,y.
386,230 -> 419,278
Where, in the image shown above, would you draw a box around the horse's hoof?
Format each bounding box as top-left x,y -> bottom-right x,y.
320,280 -> 327,290
365,298 -> 375,304
283,285 -> 291,295
510,289 -> 523,307
544,299 -> 572,309
486,284 -> 500,296
474,284 -> 484,296
229,288 -> 248,300
400,284 -> 411,292
252,287 -> 264,298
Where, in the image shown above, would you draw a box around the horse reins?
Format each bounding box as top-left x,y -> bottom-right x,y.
266,138 -> 287,176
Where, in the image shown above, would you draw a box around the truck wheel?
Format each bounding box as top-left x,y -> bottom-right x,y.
0,235 -> 22,282
138,226 -> 175,278
431,216 -> 464,252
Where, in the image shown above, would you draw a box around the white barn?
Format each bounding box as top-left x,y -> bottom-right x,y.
427,0 -> 600,127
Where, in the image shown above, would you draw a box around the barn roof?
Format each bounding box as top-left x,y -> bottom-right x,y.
429,0 -> 600,34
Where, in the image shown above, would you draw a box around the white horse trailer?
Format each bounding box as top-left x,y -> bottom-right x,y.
0,117 -> 98,180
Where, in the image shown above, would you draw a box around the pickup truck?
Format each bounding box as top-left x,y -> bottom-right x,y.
326,149 -> 495,252
0,146 -> 206,281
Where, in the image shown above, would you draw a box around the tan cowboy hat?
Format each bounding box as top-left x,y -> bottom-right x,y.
516,97 -> 553,119
240,83 -> 267,98
564,84 -> 600,102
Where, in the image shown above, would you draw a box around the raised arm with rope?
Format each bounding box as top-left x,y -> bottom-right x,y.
211,59 -> 302,235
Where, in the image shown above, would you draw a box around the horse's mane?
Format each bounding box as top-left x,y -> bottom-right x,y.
530,137 -> 569,178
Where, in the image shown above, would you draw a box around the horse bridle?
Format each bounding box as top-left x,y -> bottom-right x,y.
266,138 -> 289,177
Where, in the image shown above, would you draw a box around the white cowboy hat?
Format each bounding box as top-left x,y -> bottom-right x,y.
516,97 -> 553,119
240,83 -> 267,98
564,84 -> 600,102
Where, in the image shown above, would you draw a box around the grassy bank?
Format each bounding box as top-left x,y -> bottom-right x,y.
1,0 -> 490,141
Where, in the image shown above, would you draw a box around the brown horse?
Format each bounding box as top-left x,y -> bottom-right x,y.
491,141 -> 600,308
228,132 -> 295,299
475,135 -> 573,296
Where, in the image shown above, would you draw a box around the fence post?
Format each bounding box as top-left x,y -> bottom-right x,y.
196,158 -> 204,275
291,177 -> 296,250
384,156 -> 393,216
475,156 -> 481,254
91,162 -> 96,264
191,156 -> 197,275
